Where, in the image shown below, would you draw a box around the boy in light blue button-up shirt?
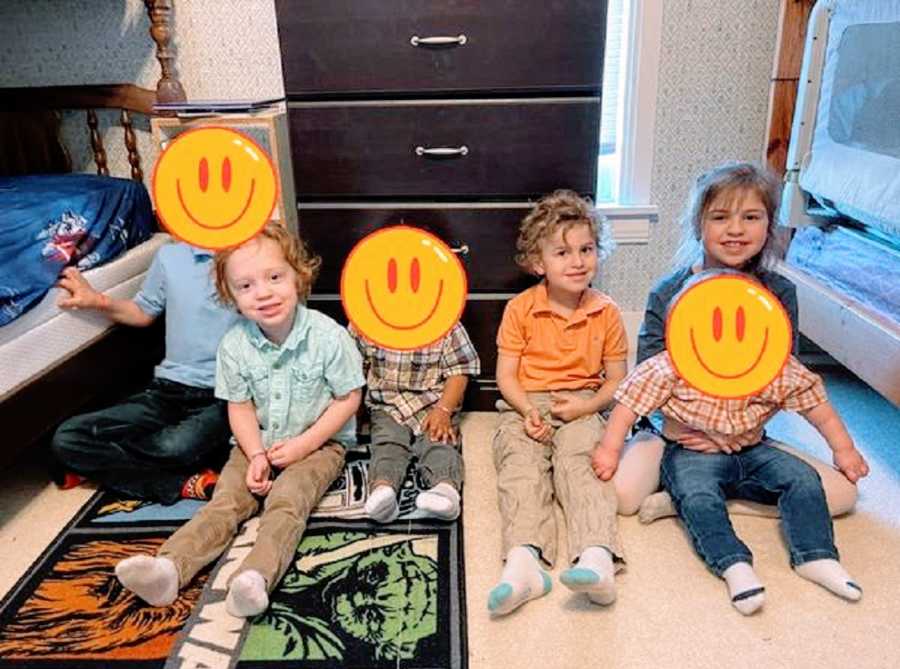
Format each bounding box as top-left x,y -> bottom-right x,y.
116,223 -> 364,619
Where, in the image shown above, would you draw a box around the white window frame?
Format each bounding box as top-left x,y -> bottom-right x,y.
602,0 -> 662,245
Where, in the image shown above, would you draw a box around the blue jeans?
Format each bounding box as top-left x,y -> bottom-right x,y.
51,378 -> 231,504
661,439 -> 838,575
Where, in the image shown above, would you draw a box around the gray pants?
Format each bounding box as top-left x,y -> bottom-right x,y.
369,408 -> 463,492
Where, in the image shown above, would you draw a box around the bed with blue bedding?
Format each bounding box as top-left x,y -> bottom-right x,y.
778,0 -> 900,406
0,174 -> 155,327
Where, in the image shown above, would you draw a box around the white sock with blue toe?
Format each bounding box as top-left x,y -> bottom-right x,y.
560,546 -> 617,605
487,545 -> 552,616
795,559 -> 862,601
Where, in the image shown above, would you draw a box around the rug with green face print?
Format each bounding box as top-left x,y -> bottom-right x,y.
0,451 -> 467,669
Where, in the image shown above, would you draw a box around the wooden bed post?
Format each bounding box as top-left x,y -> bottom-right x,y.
144,0 -> 187,105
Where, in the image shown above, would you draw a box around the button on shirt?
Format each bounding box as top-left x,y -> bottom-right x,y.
215,305 -> 365,449
133,242 -> 239,388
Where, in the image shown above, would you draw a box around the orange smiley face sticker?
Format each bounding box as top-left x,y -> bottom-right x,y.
665,273 -> 792,399
341,226 -> 468,350
152,127 -> 278,249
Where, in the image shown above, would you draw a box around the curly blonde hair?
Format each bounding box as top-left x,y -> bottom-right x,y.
213,222 -> 322,306
515,189 -> 615,275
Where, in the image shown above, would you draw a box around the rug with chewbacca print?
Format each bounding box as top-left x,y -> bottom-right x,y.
0,450 -> 467,668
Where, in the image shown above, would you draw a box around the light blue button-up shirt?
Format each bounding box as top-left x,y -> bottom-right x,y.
215,304 -> 365,448
134,242 -> 240,388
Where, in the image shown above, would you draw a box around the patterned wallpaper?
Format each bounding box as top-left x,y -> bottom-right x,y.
1,0 -> 779,311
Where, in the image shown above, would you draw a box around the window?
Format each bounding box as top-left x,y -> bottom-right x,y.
596,0 -> 662,222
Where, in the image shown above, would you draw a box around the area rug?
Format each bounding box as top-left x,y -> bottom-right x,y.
0,450 -> 467,668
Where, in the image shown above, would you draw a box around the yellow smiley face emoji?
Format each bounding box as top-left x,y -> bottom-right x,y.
665,274 -> 792,399
152,127 -> 277,249
341,226 -> 468,350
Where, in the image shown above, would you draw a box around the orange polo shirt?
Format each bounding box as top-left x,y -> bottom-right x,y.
497,282 -> 628,391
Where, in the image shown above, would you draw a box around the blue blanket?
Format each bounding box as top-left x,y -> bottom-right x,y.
0,174 -> 155,326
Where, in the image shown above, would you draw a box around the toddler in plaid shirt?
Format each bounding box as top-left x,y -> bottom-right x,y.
350,322 -> 480,522
593,269 -> 869,615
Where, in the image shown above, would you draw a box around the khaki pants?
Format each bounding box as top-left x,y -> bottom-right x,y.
492,391 -> 623,566
160,442 -> 345,591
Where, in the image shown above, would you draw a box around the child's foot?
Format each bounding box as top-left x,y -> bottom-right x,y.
226,569 -> 269,618
59,472 -> 87,490
560,546 -> 617,605
795,559 -> 862,601
722,562 -> 765,615
487,546 -> 552,616
181,469 -> 218,501
638,491 -> 677,524
115,555 -> 179,607
416,482 -> 460,520
365,485 -> 399,523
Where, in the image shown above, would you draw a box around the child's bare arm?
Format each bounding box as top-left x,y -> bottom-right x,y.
801,401 -> 869,482
496,354 -> 552,442
57,267 -> 154,327
550,359 -> 628,421
422,375 -> 469,444
592,402 -> 638,480
229,400 -> 271,495
268,388 -> 362,468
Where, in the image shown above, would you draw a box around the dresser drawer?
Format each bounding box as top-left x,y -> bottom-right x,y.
289,99 -> 600,200
299,204 -> 535,293
276,0 -> 606,98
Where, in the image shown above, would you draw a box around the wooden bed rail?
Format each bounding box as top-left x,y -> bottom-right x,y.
0,84 -> 156,181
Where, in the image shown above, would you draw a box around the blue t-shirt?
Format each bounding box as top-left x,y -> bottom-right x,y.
133,242 -> 239,388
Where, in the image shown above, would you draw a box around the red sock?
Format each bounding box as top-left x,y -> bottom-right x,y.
181,469 -> 219,501
59,472 -> 87,490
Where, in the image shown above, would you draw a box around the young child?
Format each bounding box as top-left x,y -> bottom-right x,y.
612,162 -> 859,520
51,241 -> 239,503
350,319 -> 480,523
115,223 -> 364,618
593,269 -> 869,615
489,190 -> 627,615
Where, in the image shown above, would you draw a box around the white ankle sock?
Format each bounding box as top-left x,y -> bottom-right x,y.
365,485 -> 399,523
487,546 -> 552,616
722,562 -> 765,615
560,546 -> 617,605
115,555 -> 179,607
638,491 -> 677,524
226,569 -> 269,618
795,559 -> 861,601
416,482 -> 461,520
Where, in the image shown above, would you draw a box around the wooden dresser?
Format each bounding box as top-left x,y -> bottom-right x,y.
275,0 -> 607,409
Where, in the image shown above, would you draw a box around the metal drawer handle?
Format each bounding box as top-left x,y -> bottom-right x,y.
415,145 -> 469,157
410,34 -> 467,47
450,244 -> 470,257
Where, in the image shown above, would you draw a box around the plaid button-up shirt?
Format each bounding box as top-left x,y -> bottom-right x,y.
614,351 -> 827,447
350,323 -> 481,435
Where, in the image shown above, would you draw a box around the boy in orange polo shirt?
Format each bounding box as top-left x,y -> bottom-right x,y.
489,190 -> 628,616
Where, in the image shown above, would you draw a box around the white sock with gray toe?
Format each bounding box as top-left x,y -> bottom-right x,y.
795,559 -> 862,601
638,491 -> 678,524
365,485 -> 400,523
115,555 -> 179,607
416,482 -> 461,520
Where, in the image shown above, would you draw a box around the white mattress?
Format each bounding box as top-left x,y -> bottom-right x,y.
0,233 -> 170,400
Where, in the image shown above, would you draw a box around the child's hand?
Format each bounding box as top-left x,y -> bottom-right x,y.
57,267 -> 103,310
549,391 -> 591,422
833,446 -> 869,483
591,443 -> 620,481
423,407 -> 457,444
268,436 -> 310,469
246,452 -> 272,496
524,407 -> 552,443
